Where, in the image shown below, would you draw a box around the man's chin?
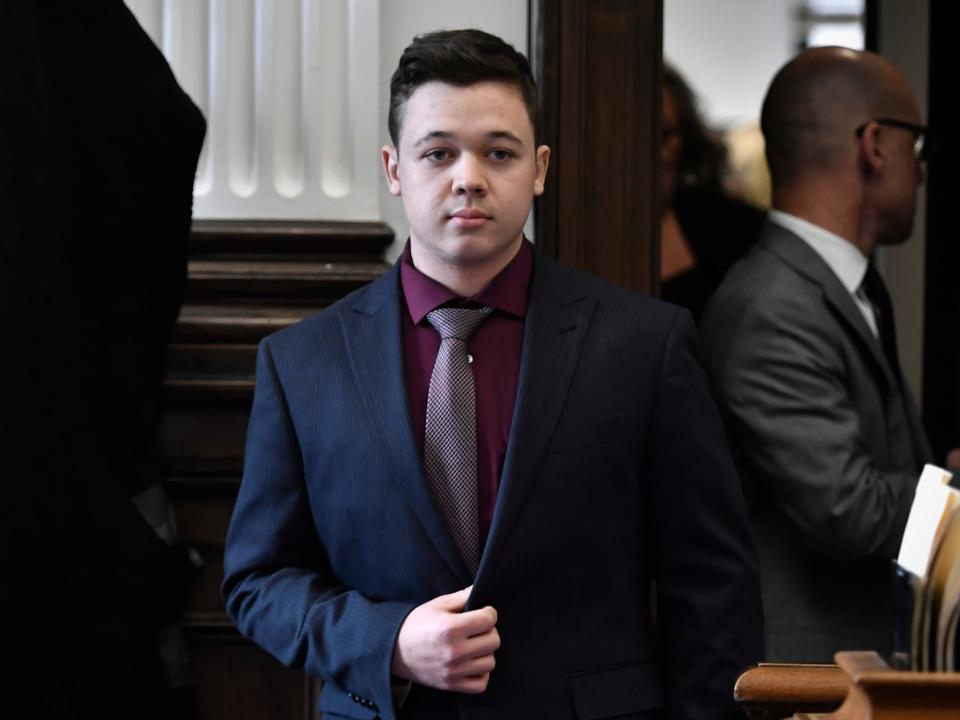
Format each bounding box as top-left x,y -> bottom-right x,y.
877,224 -> 915,247
874,206 -> 918,247
439,234 -> 523,266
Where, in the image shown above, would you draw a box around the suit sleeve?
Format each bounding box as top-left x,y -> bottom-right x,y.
701,294 -> 916,562
644,310 -> 764,720
222,339 -> 415,719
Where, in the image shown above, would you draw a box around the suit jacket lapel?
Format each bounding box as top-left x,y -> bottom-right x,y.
763,223 -> 933,469
761,223 -> 899,392
339,265 -> 472,585
474,255 -> 597,590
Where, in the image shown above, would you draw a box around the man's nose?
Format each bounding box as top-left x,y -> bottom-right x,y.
453,155 -> 487,196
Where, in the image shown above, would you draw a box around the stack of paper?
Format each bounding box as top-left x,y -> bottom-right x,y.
892,464 -> 959,670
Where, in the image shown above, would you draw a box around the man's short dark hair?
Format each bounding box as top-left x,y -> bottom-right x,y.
388,29 -> 538,147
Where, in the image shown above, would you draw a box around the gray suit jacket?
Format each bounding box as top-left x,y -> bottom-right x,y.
700,221 -> 931,662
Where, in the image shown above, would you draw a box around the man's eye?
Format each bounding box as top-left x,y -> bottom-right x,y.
425,149 -> 450,162
488,149 -> 513,161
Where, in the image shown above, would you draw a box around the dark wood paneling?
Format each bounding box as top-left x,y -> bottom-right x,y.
191,219 -> 394,258
161,410 -> 249,474
173,306 -> 315,344
167,343 -> 259,378
164,221 -> 392,719
185,628 -> 315,720
186,258 -> 387,306
532,0 -> 662,294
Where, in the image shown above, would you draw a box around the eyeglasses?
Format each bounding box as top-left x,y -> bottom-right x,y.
855,118 -> 929,162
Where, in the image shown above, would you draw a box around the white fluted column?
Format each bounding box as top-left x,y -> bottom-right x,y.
125,0 -> 380,220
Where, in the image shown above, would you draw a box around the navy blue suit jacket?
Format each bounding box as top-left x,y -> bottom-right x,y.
222,250 -> 762,719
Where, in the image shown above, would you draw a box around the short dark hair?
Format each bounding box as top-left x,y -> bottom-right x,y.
388,29 -> 538,147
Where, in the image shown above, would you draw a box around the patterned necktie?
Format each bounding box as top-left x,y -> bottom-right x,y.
860,263 -> 903,383
424,306 -> 493,575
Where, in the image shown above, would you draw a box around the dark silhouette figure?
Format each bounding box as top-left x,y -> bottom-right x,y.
0,2 -> 205,716
659,63 -> 766,322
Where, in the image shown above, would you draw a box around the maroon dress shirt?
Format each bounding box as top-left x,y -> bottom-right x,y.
400,240 -> 531,546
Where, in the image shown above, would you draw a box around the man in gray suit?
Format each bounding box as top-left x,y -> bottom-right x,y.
700,47 -> 934,662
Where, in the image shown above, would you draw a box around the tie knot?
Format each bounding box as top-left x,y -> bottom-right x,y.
426,306 -> 493,341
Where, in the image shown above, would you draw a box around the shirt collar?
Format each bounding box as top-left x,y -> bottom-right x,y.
769,210 -> 869,294
399,239 -> 533,325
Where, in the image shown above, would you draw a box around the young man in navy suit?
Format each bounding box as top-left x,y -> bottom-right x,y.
223,29 -> 762,720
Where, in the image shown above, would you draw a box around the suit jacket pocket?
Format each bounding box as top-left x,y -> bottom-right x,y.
570,662 -> 663,720
548,413 -> 626,453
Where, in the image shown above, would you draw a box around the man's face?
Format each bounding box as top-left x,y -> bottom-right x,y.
382,81 -> 549,278
875,90 -> 925,246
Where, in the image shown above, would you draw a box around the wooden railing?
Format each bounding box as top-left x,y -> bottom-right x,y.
735,652 -> 960,720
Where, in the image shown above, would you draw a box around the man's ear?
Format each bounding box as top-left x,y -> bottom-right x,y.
382,145 -> 401,196
857,121 -> 885,177
533,144 -> 551,196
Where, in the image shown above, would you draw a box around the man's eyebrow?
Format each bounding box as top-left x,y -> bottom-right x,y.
487,130 -> 524,144
413,131 -> 454,147
411,130 -> 526,146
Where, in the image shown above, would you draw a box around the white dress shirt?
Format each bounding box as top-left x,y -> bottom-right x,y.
768,210 -> 879,338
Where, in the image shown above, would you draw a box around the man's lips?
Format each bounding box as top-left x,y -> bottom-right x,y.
448,208 -> 491,228
450,209 -> 491,219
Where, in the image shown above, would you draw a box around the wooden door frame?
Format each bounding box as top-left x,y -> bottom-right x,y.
530,0 -> 663,295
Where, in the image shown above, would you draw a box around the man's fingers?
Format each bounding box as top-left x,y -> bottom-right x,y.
449,605 -> 498,637
449,673 -> 491,694
429,585 -> 473,612
450,651 -> 496,677
459,626 -> 500,658
479,605 -> 498,627
392,589 -> 499,693
441,627 -> 498,670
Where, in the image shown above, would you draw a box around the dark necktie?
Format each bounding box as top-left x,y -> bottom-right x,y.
860,263 -> 903,383
424,306 -> 493,575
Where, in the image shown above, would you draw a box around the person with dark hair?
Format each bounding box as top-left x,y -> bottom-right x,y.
659,63 -> 766,322
223,28 -> 762,719
701,47 -> 952,662
386,28 -> 539,148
